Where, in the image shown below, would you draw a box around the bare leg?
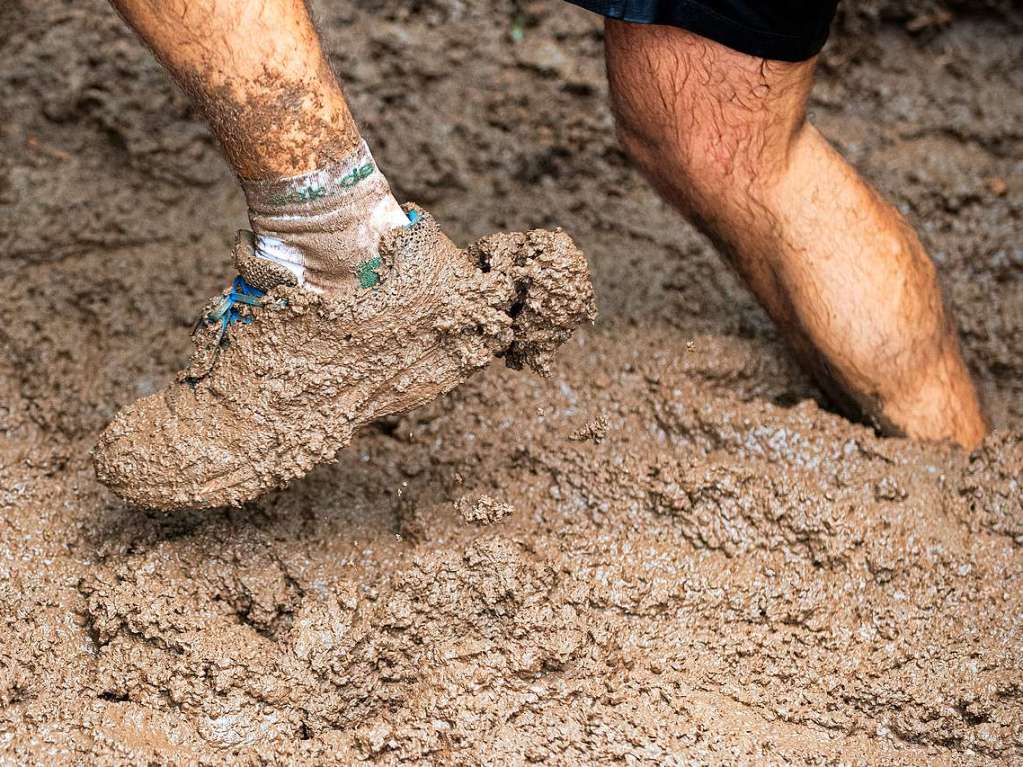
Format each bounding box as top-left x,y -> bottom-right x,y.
604,21 -> 987,448
110,0 -> 358,180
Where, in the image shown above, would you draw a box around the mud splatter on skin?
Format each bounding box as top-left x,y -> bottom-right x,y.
181,65 -> 361,180
114,0 -> 361,180
2,0 -> 1023,764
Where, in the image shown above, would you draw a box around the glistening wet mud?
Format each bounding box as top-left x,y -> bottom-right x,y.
1,0 -> 1021,764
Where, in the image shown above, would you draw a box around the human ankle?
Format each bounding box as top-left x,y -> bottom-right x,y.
240,140 -> 410,294
878,346 -> 988,448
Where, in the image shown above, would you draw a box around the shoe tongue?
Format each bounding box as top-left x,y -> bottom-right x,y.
232,230 -> 299,292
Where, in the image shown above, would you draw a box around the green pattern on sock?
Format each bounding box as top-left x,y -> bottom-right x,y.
356,256 -> 382,288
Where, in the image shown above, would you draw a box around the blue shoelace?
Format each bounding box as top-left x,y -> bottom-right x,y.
200,209 -> 420,343
203,275 -> 266,343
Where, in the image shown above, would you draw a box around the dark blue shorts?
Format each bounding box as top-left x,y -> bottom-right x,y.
565,0 -> 840,62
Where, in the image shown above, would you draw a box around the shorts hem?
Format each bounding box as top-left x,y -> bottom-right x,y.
567,0 -> 833,62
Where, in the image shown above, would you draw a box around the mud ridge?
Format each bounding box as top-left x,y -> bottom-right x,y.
1,0 -> 1021,764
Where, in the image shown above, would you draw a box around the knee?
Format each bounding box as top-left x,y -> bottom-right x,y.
611,83 -> 809,219
604,21 -> 813,215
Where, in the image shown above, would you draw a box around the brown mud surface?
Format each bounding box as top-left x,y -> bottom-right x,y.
1,1 -> 1021,764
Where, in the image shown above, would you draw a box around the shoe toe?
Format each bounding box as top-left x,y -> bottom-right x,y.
93,386 -> 254,510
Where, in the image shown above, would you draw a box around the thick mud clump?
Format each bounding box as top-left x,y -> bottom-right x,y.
92,209 -> 594,510
1,0 -> 1022,764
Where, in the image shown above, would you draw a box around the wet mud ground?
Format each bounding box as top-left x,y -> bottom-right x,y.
1,0 -> 1022,764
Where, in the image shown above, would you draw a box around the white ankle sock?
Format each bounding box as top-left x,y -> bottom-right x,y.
241,140 -> 410,293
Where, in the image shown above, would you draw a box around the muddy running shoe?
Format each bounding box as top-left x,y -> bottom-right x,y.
93,207 -> 595,510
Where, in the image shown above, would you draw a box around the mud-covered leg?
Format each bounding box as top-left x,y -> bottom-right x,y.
95,2 -> 596,508
109,0 -> 359,178
109,0 -> 411,293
